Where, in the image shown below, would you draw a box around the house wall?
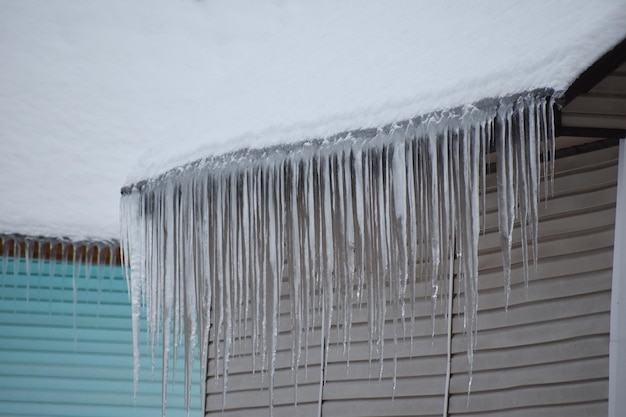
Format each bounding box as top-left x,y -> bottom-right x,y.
203,145 -> 618,416
0,256 -> 201,417
446,144 -> 617,415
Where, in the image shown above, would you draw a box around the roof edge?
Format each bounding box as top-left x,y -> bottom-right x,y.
121,88 -> 556,195
559,35 -> 626,106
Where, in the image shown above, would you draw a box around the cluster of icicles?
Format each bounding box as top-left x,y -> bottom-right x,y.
120,91 -> 555,416
0,237 -> 120,340
0,236 -> 119,284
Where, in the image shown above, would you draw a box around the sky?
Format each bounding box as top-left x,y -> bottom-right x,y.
1,0 -> 625,241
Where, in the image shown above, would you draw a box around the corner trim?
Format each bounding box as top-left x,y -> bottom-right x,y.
609,139 -> 626,417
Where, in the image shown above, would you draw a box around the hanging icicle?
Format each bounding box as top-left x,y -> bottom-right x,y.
120,90 -> 556,416
0,236 -> 119,279
0,236 -> 120,336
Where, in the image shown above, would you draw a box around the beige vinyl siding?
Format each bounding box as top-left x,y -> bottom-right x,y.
204,283 -> 323,417
320,284 -> 448,417
205,145 -> 617,416
447,145 -> 618,416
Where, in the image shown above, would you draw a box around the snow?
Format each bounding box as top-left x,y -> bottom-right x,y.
1,1 -> 625,242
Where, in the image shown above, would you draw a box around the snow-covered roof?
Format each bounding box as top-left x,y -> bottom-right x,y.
1,0 -> 625,242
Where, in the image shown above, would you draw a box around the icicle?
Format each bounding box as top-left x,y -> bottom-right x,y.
341,148 -> 354,361
496,102 -> 515,309
23,238 -> 34,306
71,244 -> 83,349
120,90 -> 556,416
1,238 -> 10,277
267,162 -> 279,417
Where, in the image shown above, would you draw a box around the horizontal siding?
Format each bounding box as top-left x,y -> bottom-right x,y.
205,289 -> 322,416
322,396 -> 444,417
0,258 -> 201,417
320,282 -> 448,416
448,145 -> 618,416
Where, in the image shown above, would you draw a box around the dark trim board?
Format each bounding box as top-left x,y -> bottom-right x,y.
557,125 -> 625,139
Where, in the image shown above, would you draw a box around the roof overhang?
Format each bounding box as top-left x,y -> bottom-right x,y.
557,36 -> 626,139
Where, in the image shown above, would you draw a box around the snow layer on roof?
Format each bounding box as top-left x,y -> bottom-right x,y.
1,0 -> 625,241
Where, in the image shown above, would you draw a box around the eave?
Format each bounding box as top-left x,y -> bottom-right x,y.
557,36 -> 626,139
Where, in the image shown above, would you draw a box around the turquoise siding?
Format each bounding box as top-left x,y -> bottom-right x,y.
0,257 -> 201,417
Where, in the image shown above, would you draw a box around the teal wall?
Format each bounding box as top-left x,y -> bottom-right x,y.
0,257 -> 201,417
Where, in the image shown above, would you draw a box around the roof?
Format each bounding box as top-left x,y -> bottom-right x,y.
1,0 -> 625,242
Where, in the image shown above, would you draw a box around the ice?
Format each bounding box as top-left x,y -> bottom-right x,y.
120,91 -> 555,416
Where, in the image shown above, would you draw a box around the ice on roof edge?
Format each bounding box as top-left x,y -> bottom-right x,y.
122,88 -> 557,195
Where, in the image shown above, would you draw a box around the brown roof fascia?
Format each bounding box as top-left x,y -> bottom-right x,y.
0,235 -> 121,266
